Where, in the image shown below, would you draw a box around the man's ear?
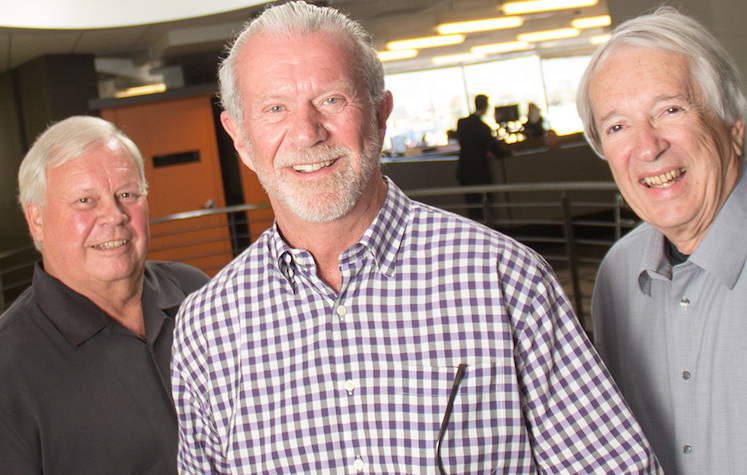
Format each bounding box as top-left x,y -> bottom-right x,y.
376,91 -> 394,142
25,203 -> 43,246
731,120 -> 745,158
220,111 -> 255,172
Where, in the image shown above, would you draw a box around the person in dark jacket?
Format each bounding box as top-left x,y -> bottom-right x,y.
456,94 -> 511,221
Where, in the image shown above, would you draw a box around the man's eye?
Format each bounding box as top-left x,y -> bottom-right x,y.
77,198 -> 90,204
325,97 -> 339,105
607,124 -> 623,134
665,106 -> 681,114
269,105 -> 284,113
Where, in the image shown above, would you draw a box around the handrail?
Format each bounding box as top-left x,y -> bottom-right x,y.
1,181 -> 636,324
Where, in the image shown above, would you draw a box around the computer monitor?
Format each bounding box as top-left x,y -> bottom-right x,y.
494,104 -> 519,124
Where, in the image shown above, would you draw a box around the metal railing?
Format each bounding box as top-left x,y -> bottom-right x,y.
0,182 -> 638,326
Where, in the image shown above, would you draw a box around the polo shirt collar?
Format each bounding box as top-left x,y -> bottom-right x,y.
33,261 -> 176,347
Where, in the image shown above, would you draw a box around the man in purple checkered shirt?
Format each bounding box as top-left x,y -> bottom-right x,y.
171,2 -> 660,473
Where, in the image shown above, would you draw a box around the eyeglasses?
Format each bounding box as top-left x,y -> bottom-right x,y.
436,363 -> 467,475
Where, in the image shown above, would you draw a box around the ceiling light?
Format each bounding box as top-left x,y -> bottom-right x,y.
437,16 -> 523,35
386,34 -> 465,51
378,49 -> 418,61
591,33 -> 612,44
114,83 -> 167,98
572,15 -> 611,29
517,28 -> 580,42
502,0 -> 598,15
471,41 -> 532,55
432,53 -> 485,65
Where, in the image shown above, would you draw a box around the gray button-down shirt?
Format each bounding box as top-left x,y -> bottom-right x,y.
592,162 -> 747,475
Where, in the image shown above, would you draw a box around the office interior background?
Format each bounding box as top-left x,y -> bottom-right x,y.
0,0 -> 744,270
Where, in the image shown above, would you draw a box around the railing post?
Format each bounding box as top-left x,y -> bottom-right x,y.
561,194 -> 585,322
483,192 -> 494,228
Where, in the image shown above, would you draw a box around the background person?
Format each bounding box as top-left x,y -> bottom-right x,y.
455,94 -> 511,221
172,2 -> 660,473
521,102 -> 546,139
577,7 -> 747,474
0,115 -> 209,473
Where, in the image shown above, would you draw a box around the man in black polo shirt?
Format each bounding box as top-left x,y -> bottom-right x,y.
0,116 -> 209,473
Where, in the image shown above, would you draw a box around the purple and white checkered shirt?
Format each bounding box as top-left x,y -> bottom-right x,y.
172,178 -> 660,474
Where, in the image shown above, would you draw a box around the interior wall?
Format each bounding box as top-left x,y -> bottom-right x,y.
0,72 -> 28,250
0,55 -> 98,252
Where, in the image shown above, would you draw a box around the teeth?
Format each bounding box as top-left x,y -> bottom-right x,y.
292,159 -> 335,173
94,240 -> 127,250
642,168 -> 685,188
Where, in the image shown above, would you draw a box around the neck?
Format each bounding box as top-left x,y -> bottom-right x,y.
79,276 -> 146,337
275,176 -> 387,292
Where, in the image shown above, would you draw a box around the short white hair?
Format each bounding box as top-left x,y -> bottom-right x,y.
576,6 -> 747,158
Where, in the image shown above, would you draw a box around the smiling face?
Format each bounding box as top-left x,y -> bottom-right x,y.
221,30 -> 392,224
25,142 -> 150,295
589,46 -> 744,252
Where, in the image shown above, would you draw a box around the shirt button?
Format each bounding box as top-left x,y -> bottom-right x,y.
336,305 -> 347,317
345,380 -> 356,395
353,456 -> 365,471
682,371 -> 691,380
680,297 -> 690,308
683,445 -> 692,454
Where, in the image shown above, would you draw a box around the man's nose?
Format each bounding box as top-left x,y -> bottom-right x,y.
633,122 -> 668,162
288,103 -> 329,148
98,197 -> 128,225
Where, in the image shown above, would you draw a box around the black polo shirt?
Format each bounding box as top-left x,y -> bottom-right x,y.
0,261 -> 209,474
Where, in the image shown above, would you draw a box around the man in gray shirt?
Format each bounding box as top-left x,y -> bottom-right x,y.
576,7 -> 747,474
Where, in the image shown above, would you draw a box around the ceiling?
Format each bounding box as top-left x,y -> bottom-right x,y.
0,0 -> 611,96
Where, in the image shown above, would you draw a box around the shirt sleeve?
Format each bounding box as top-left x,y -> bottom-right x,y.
171,296 -> 230,475
501,251 -> 661,473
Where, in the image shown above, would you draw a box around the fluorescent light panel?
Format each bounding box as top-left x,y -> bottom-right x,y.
502,0 -> 598,15
436,16 -> 523,35
572,15 -> 611,29
517,27 -> 580,42
387,34 -> 465,50
114,83 -> 166,98
378,49 -> 418,61
471,41 -> 532,55
591,33 -> 612,44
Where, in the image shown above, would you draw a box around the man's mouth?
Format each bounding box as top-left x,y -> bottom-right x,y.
292,159 -> 337,173
641,168 -> 686,188
93,239 -> 128,250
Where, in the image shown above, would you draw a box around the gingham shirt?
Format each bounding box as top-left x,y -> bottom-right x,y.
172,178 -> 660,474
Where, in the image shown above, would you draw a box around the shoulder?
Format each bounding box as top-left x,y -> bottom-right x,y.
145,261 -> 210,294
599,222 -> 654,270
406,199 -> 550,274
0,288 -> 34,333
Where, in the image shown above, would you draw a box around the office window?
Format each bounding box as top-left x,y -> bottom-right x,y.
383,53 -> 591,155
541,56 -> 592,135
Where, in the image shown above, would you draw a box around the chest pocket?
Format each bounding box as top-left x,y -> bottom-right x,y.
360,363 -> 511,475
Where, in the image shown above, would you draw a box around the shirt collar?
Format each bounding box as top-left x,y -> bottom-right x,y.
688,162 -> 747,290
271,176 -> 410,281
637,162 -> 747,293
33,261 -> 175,346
